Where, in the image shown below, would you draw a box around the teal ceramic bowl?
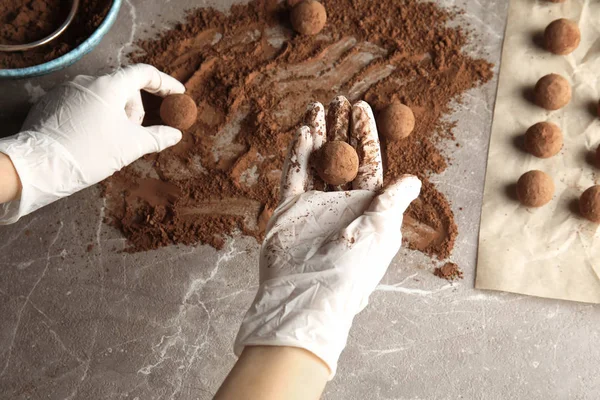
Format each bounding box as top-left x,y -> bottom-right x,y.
0,0 -> 123,79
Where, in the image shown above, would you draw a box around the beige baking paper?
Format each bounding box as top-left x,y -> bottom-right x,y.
476,0 -> 600,303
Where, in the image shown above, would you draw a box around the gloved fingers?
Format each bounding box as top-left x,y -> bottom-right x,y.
351,101 -> 383,192
134,124 -> 183,156
304,102 -> 326,191
125,90 -> 146,125
326,96 -> 353,192
280,126 -> 313,204
326,96 -> 351,142
336,176 -> 420,263
304,102 -> 326,151
115,64 -> 186,98
366,175 -> 421,219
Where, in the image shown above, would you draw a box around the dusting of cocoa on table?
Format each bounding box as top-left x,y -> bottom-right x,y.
434,262 -> 463,281
102,0 -> 493,260
0,0 -> 112,69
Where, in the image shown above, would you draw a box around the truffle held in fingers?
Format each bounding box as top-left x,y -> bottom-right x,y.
580,186 -> 600,223
290,0 -> 327,36
524,121 -> 563,158
516,170 -> 554,207
534,74 -> 571,110
377,101 -> 415,141
160,94 -> 198,130
315,141 -> 359,185
544,18 -> 580,55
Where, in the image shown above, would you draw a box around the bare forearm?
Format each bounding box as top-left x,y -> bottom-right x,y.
214,346 -> 329,400
0,152 -> 21,203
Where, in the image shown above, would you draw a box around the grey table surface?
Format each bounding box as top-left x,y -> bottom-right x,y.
1,0 -> 600,399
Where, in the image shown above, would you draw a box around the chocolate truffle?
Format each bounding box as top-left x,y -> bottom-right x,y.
524,121 -> 563,158
315,141 -> 359,185
544,18 -> 580,55
579,186 -> 600,223
160,94 -> 198,130
290,1 -> 327,36
534,74 -> 571,110
516,170 -> 554,207
377,101 -> 415,141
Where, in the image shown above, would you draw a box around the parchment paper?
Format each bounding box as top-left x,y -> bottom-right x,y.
476,0 -> 600,303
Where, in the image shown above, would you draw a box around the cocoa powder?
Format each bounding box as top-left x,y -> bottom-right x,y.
0,0 -> 112,69
102,0 -> 493,260
434,262 -> 463,281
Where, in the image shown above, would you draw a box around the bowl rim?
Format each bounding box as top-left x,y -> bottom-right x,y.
0,0 -> 123,78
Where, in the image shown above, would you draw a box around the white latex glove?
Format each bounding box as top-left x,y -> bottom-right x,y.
0,64 -> 185,224
234,96 -> 422,378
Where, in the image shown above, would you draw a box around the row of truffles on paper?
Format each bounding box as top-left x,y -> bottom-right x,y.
514,11 -> 600,223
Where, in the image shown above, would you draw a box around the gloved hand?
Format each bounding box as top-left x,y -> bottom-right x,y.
234,96 -> 421,378
0,64 -> 185,224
